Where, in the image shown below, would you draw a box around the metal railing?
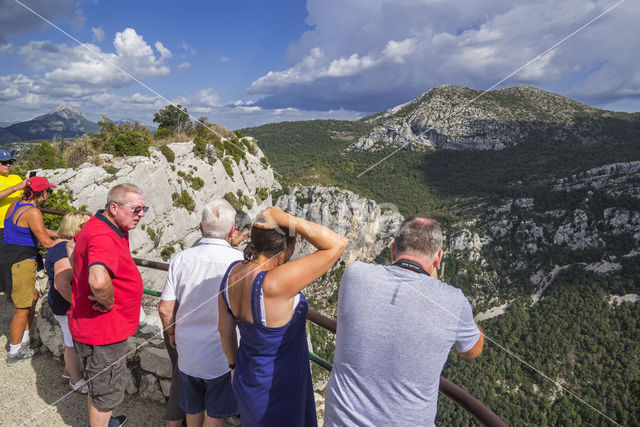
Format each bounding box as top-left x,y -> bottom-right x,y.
42,207 -> 507,426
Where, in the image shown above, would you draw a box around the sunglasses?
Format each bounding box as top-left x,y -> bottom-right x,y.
0,160 -> 14,166
117,203 -> 149,215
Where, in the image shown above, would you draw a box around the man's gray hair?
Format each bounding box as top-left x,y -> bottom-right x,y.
201,199 -> 236,238
393,215 -> 443,259
106,183 -> 143,208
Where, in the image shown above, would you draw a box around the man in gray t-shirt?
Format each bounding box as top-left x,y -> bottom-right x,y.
324,216 -> 483,426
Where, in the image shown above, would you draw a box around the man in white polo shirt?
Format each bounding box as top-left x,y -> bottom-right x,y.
158,199 -> 243,427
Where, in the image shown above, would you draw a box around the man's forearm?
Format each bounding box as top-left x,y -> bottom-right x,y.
88,265 -> 114,310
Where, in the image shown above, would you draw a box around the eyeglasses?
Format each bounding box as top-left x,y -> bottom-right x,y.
117,203 -> 149,215
0,160 -> 14,166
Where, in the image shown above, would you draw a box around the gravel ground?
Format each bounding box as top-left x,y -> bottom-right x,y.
0,296 -> 165,426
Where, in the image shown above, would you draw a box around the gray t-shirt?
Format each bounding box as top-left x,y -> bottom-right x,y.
324,262 -> 481,426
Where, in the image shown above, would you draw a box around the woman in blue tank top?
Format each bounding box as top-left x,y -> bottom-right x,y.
4,176 -> 58,365
219,206 -> 347,427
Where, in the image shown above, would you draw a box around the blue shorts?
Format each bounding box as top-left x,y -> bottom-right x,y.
178,370 -> 238,418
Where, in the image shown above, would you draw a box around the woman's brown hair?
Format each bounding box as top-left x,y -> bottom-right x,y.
243,226 -> 297,261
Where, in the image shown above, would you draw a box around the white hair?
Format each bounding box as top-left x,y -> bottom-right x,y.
201,199 -> 236,238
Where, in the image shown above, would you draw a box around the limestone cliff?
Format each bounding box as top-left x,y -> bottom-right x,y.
42,140 -> 278,291
276,185 -> 403,265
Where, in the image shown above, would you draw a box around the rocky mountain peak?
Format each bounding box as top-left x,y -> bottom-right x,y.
350,84 -> 626,152
35,104 -> 85,121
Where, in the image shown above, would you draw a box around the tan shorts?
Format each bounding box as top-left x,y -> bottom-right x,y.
11,259 -> 37,309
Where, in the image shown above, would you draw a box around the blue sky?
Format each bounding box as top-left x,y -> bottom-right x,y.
0,0 -> 638,129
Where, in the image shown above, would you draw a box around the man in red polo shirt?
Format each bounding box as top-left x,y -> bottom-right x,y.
68,183 -> 147,427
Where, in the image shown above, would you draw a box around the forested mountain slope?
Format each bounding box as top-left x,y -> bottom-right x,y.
244,85 -> 640,425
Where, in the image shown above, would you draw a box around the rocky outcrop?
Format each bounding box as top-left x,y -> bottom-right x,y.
276,186 -> 404,265
42,140 -> 279,292
448,160 -> 640,313
349,85 -> 630,152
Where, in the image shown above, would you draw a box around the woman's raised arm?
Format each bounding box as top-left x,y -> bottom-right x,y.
260,207 -> 347,299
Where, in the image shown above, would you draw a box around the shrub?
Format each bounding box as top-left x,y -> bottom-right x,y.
222,158 -> 234,178
223,192 -> 243,210
234,130 -> 243,138
153,127 -> 172,140
255,187 -> 270,203
23,141 -> 66,170
193,136 -> 207,159
159,144 -> 175,162
160,245 -> 176,261
41,189 -> 78,230
105,130 -> 150,157
213,138 -> 225,155
63,134 -> 100,168
260,156 -> 270,168
172,190 -> 195,212
146,227 -> 162,248
191,177 -> 204,190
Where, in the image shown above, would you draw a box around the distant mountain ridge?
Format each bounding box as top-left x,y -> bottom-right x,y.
0,104 -> 99,143
349,85 -> 640,151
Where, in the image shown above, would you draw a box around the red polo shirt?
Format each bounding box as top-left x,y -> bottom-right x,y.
68,210 -> 143,345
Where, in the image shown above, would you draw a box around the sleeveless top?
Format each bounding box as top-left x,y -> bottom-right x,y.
220,260 -> 317,427
3,201 -> 38,248
45,241 -> 71,315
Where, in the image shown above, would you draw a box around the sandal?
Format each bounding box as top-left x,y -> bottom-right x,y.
70,379 -> 89,394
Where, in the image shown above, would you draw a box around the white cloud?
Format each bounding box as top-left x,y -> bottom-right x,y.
177,62 -> 191,69
220,56 -> 230,63
180,41 -> 196,56
248,0 -> 640,112
155,41 -> 172,59
91,26 -> 105,42
0,74 -> 33,101
16,28 -> 170,98
0,43 -> 13,55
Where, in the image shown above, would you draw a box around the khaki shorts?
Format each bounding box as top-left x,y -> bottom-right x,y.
74,339 -> 128,410
11,258 -> 37,309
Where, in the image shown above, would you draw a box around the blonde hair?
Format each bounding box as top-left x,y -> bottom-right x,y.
57,211 -> 92,239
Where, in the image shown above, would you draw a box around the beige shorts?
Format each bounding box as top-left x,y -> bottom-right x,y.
11,258 -> 37,309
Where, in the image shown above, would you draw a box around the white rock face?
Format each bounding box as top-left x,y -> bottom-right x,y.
584,261 -> 622,273
276,186 -> 404,265
609,294 -> 640,306
553,210 -> 603,250
449,230 -> 489,252
42,141 -> 279,292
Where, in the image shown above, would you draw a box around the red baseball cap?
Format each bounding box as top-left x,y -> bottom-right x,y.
25,176 -> 57,192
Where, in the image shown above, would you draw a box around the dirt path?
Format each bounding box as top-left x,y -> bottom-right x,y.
0,297 -> 165,426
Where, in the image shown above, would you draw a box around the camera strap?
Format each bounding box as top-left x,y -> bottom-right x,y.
392,259 -> 430,276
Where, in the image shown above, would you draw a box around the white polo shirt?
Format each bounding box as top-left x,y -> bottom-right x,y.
160,238 -> 243,379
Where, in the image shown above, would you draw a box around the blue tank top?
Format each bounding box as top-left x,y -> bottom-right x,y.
220,261 -> 317,427
3,201 -> 38,248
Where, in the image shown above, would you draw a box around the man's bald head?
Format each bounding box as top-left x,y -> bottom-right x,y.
393,216 -> 443,260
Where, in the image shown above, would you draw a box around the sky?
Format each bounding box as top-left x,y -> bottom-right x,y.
0,0 -> 638,130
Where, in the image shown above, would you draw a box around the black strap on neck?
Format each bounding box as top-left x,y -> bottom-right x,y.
392,259 -> 430,276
